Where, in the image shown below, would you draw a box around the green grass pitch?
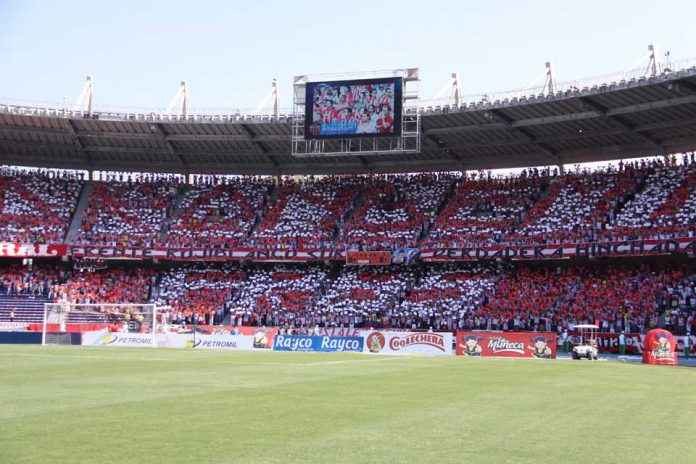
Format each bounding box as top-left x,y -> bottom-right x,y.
1,345 -> 695,464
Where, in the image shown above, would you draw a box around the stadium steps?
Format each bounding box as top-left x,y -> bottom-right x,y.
336,188 -> 365,239
607,170 -> 649,223
249,182 -> 278,237
159,184 -> 188,242
421,178 -> 457,240
64,181 -> 95,244
0,294 -> 50,322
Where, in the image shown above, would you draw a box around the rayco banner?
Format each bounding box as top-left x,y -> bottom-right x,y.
363,331 -> 453,355
456,331 -> 557,359
272,335 -> 364,352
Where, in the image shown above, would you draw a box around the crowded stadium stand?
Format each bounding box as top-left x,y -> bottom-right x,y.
0,167 -> 83,244
76,179 -> 180,247
155,264 -> 244,325
1,58 -> 695,335
253,175 -> 363,249
229,265 -> 330,328
163,176 -> 272,248
343,173 -> 454,249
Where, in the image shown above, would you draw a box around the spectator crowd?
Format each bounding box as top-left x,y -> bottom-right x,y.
1,260 -> 694,335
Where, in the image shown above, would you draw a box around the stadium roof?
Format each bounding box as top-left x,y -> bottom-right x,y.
1,64 -> 696,175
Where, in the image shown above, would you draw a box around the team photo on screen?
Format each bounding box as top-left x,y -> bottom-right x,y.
305,78 -> 401,138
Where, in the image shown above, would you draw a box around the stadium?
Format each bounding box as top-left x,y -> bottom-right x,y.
2,3 -> 696,464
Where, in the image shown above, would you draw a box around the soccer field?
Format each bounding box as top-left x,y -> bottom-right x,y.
1,346 -> 695,464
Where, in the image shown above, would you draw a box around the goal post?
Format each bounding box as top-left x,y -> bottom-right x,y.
42,303 -> 158,347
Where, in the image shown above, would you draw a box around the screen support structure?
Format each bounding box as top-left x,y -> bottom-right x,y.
291,68 -> 420,157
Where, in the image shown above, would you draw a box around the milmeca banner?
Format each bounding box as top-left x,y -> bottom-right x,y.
456,331 -> 557,359
272,335 -> 364,352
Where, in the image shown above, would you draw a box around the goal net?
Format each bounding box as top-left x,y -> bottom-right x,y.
42,303 -> 158,347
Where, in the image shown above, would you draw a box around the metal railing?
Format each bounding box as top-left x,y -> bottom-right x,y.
1,57 -> 695,122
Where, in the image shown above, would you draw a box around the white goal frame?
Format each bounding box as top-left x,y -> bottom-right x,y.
42,303 -> 158,347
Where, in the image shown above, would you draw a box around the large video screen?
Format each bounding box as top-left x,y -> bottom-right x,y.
304,77 -> 402,139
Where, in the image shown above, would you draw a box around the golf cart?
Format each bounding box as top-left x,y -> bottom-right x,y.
572,324 -> 599,360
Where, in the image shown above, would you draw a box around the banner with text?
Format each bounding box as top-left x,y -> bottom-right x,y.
363,331 -> 453,355
0,243 -> 67,258
272,335 -> 364,352
71,246 -> 345,262
82,330 -> 153,347
456,331 -> 557,359
0,322 -> 30,331
561,332 -> 695,356
422,238 -> 696,262
176,325 -> 277,349
81,330 -> 258,350
164,333 -> 256,350
2,238 -> 695,263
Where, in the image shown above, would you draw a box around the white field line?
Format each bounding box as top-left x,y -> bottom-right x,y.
0,352 -> 415,367
0,353 -> 175,362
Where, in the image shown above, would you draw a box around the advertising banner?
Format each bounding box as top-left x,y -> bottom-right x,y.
363,331 -> 453,355
81,330 -> 258,350
455,331 -> 556,359
164,333 -> 256,350
179,325 -> 277,349
82,330 -> 153,347
643,329 -> 678,365
272,335 -> 364,352
560,332 -> 694,356
0,322 -> 30,331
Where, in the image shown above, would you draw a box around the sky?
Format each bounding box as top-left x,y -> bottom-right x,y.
1,0 -> 695,114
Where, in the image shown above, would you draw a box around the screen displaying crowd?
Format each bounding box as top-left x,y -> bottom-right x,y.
306,79 -> 400,138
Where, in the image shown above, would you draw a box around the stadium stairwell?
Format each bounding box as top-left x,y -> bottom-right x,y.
0,294 -> 49,322
159,184 -> 188,242
340,188 -> 366,237
64,181 -> 95,244
249,182 -> 279,237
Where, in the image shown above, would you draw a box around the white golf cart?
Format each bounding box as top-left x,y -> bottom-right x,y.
572,324 -> 599,360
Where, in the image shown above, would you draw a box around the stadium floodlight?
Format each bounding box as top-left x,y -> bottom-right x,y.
163,81 -> 188,118
250,79 -> 281,118
42,303 -> 158,347
72,75 -> 94,114
427,72 -> 462,108
625,44 -> 663,78
518,62 -> 557,99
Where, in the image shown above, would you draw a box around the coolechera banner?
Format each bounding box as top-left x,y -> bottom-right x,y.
362,331 -> 453,355
456,331 -> 557,359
